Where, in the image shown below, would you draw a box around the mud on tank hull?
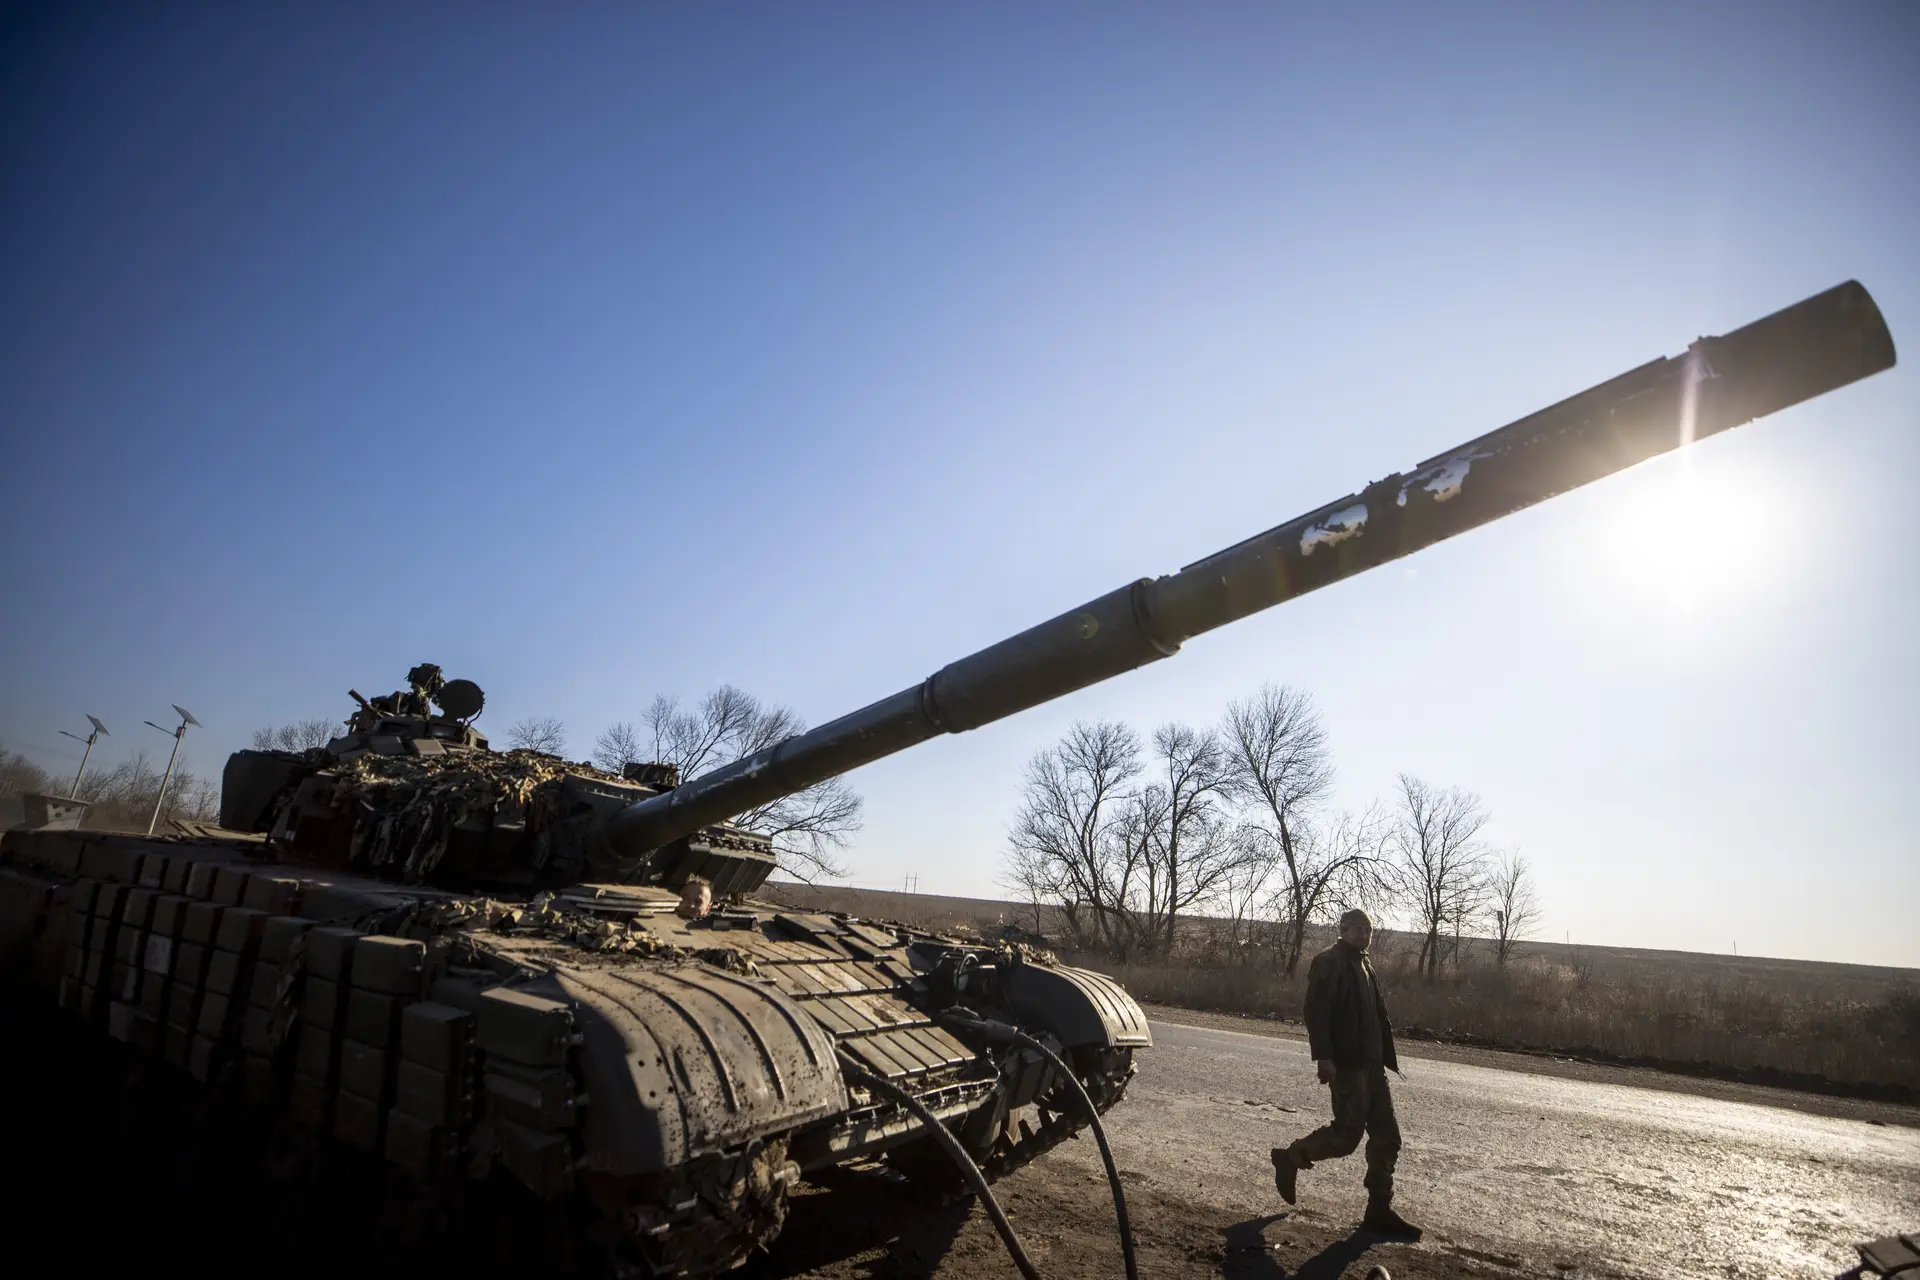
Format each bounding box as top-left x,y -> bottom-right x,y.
0,825 -> 1150,1276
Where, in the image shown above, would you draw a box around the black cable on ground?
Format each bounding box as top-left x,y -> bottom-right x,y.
836,1053 -> 1045,1280
941,1010 -> 1140,1280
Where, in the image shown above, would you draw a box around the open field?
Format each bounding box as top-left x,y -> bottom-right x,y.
759,881 -> 1920,1096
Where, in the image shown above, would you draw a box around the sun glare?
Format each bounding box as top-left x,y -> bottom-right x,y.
1599,455 -> 1788,612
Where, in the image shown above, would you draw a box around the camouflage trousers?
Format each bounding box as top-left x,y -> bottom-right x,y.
1285,1063 -> 1401,1207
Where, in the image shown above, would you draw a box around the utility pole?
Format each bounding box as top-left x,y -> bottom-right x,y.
144,705 -> 201,836
57,715 -> 109,798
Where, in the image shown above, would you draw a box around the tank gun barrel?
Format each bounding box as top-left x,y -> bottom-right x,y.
608,280 -> 1894,859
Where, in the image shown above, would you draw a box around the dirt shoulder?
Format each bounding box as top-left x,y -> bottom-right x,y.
755,1160 -> 1528,1280
1141,1003 -> 1920,1129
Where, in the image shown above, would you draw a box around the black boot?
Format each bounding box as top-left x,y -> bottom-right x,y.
1270,1148 -> 1297,1205
1361,1201 -> 1422,1240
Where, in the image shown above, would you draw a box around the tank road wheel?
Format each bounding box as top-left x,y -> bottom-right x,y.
1071,1046 -> 1136,1111
594,1139 -> 802,1279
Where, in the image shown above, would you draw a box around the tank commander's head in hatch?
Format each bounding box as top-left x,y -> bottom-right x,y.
676,876 -> 713,920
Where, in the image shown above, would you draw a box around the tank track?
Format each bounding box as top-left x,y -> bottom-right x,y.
979,1046 -> 1136,1179
881,1043 -> 1136,1189
605,1139 -> 801,1277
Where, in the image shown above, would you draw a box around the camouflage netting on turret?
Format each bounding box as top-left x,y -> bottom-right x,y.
325,749 -> 638,882
406,894 -> 762,974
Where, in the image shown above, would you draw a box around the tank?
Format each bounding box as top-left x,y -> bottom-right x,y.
0,280 -> 1894,1276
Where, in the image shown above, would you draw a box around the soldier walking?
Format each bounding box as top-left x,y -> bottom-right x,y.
1270,908 -> 1422,1239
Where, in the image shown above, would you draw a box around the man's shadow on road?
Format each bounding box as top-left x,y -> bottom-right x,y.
1222,1214 -> 1376,1280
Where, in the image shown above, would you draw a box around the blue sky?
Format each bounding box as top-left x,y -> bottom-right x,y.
3,3 -> 1914,966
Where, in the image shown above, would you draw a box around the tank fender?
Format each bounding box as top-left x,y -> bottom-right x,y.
550,962 -> 847,1176
1001,962 -> 1153,1050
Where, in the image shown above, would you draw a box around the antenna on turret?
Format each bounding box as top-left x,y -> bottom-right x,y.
143,705 -> 200,836
56,715 -> 109,799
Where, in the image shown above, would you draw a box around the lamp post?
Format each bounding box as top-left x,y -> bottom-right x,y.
56,715 -> 109,799
144,705 -> 201,836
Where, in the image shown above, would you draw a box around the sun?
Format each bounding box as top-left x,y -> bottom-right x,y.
1597,453 -> 1788,612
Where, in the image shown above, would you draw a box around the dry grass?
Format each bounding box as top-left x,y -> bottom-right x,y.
1073,945 -> 1920,1095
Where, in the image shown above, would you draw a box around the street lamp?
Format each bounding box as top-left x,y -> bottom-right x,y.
56,715 -> 109,799
144,705 -> 201,836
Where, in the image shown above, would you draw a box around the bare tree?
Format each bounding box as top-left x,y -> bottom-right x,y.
635,685 -> 860,881
642,687 -> 787,776
1002,687 -> 1515,978
733,778 -> 861,882
1135,722 -> 1240,956
506,716 -> 569,756
1004,719 -> 1253,958
178,774 -> 220,825
1011,871 -> 1054,940
1222,686 -> 1381,974
1004,720 -> 1144,955
1002,841 -> 1081,945
1488,851 -> 1542,968
3,742 -> 221,832
591,721 -> 645,774
0,748 -> 60,825
1389,774 -> 1491,980
1279,801 -> 1393,936
250,719 -> 340,752
73,750 -> 220,829
1215,824 -> 1280,956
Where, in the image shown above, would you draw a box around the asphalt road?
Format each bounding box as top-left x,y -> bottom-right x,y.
1028,1019 -> 1919,1280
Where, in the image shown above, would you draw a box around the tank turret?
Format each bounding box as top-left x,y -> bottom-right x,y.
218,664 -> 486,838
333,662 -> 491,754
608,279 -> 1895,860
220,664 -> 779,893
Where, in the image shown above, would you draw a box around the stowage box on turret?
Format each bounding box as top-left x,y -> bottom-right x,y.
0,281 -> 1894,1275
